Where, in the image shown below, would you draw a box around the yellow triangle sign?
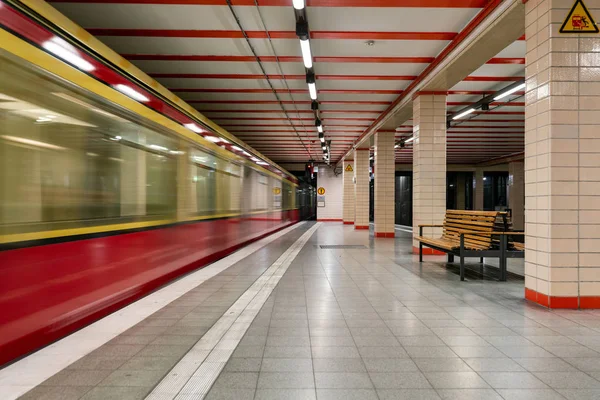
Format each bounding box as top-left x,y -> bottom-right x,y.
560,0 -> 599,33
345,164 -> 353,172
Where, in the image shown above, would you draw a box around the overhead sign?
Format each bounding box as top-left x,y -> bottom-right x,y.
345,164 -> 353,172
273,187 -> 281,195
560,0 -> 598,33
317,187 -> 326,195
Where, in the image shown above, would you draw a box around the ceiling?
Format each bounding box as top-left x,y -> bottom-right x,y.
49,0 -> 525,166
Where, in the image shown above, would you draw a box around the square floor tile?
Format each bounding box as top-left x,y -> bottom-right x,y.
424,372 -> 490,389
261,358 -> 312,372
204,388 -> 256,400
311,346 -> 360,359
495,389 -> 567,400
368,372 -> 432,389
413,358 -> 473,372
403,346 -> 458,358
377,389 -> 441,399
463,358 -> 525,372
254,388 -> 315,400
479,372 -> 549,389
358,346 -> 408,358
314,372 -> 373,389
362,358 -> 419,372
513,358 -> 578,372
257,372 -> 315,389
436,389 -> 504,400
312,358 -> 366,372
534,372 -> 600,389
316,389 -> 378,400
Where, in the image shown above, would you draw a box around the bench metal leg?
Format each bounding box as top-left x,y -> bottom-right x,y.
448,254 -> 454,263
459,235 -> 465,281
480,257 -> 484,264
499,235 -> 507,282
419,243 -> 423,262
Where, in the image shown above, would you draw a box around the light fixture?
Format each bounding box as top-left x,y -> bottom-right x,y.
394,144 -> 399,148
317,124 -> 323,133
1,135 -> 66,151
452,108 -> 475,120
494,82 -> 526,101
405,136 -> 415,143
308,83 -> 317,100
149,144 -> 168,151
299,39 -> 313,68
205,136 -> 221,143
232,145 -> 243,152
184,123 -> 203,133
110,135 -> 122,141
322,145 -> 326,150
115,84 -> 149,102
320,136 -> 325,143
293,0 -> 305,10
42,37 -> 95,72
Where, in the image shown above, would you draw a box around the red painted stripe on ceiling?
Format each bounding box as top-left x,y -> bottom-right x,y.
49,0 -> 489,6
203,110 -> 379,114
343,0 -> 505,162
176,88 -> 402,94
448,102 -> 525,106
191,100 -> 388,105
152,73 -> 418,80
311,31 -> 456,40
123,54 -> 525,65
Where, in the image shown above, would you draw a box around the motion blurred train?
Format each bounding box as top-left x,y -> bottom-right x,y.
0,0 -> 315,366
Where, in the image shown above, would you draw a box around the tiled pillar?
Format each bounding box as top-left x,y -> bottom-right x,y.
354,149 -> 370,230
342,159 -> 355,225
412,93 -> 447,252
525,0 -> 600,308
508,161 -> 525,231
474,169 -> 484,210
374,131 -> 395,238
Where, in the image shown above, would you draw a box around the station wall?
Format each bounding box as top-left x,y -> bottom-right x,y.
316,165 -> 342,221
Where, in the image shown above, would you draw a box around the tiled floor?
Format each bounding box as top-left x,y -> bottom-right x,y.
9,222 -> 600,400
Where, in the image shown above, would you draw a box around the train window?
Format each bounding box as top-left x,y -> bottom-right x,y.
0,53 -> 178,237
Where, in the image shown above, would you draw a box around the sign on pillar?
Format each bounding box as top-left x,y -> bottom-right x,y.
560,0 -> 598,33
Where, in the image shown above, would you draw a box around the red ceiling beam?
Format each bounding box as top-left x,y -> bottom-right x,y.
191,100 -> 389,105
155,73 -> 520,81
49,0 -> 489,6
203,110 -> 378,114
176,88 -> 402,94
122,54 -> 525,64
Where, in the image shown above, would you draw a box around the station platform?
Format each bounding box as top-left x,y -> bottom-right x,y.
3,222 -> 600,400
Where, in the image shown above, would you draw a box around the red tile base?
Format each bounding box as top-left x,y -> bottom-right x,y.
412,246 -> 446,256
355,225 -> 369,230
524,288 -> 600,309
375,232 -> 395,238
317,218 -> 343,222
343,221 -> 354,225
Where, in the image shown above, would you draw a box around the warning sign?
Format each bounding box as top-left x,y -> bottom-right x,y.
317,187 -> 326,195
273,187 -> 281,195
560,0 -> 599,33
345,164 -> 353,172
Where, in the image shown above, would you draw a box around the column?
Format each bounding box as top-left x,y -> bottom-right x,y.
525,0 -> 600,308
508,161 -> 525,231
342,159 -> 355,225
474,169 -> 484,210
374,131 -> 395,238
354,148 -> 370,230
412,93 -> 446,252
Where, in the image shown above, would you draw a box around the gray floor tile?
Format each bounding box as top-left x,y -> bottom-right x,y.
42,370 -> 112,387
80,386 -> 149,400
557,389 -> 600,400
353,336 -> 400,347
211,372 -> 259,389
314,372 -> 373,388
119,356 -> 179,372
496,389 -> 567,400
534,372 -> 600,389
479,372 -> 549,389
463,357 -> 525,372
224,357 -> 262,372
362,358 -> 419,372
436,389 -> 504,400
413,358 -> 473,372
310,336 -> 355,347
514,357 -> 578,372
403,346 -> 458,358
377,389 -> 441,400
451,346 -> 506,358
204,388 -> 256,400
424,372 -> 490,389
19,385 -> 92,400
316,389 -> 378,400
261,358 -> 313,372
358,346 -> 408,358
397,336 -> 447,347
257,372 -> 315,388
266,336 -> 311,347
264,346 -> 311,358
66,356 -> 129,371
254,389 -> 316,400
368,372 -> 432,389
98,369 -> 166,387
311,346 -> 360,358
312,358 -> 366,372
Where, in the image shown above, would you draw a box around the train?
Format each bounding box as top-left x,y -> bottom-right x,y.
0,0 -> 314,366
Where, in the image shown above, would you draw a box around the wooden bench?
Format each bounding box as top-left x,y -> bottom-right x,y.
416,210 -> 524,281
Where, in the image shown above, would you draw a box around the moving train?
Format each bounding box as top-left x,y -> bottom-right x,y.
0,0 -> 313,366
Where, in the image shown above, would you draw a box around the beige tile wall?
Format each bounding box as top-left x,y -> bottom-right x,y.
342,160 -> 355,223
374,131 -> 395,235
354,149 -> 370,228
525,0 -> 600,300
412,94 -> 447,247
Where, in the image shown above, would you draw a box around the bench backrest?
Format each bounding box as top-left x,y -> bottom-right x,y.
442,210 -> 500,250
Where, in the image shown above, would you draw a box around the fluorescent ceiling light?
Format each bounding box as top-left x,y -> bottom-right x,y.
205,136 -> 221,143
1,135 -> 66,151
257,161 -> 268,165
405,136 -> 415,143
320,137 -> 325,143
452,108 -> 475,120
308,83 -> 317,100
149,144 -> 168,151
232,146 -> 243,152
299,39 -> 313,68
322,145 -> 326,150
317,124 -> 323,133
394,144 -> 399,148
42,37 -> 95,72
115,84 -> 149,102
184,123 -> 203,133
494,82 -> 526,101
293,0 -> 305,9
169,150 -> 184,154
